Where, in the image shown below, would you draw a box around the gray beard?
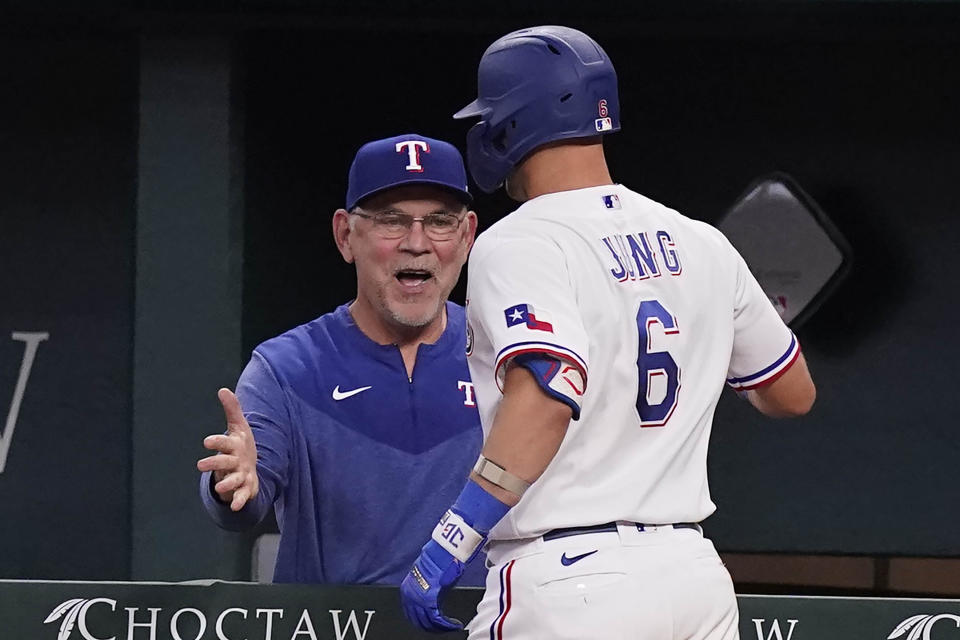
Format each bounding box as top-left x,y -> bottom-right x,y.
386,300 -> 444,330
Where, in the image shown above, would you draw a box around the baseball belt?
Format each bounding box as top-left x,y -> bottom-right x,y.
542,521 -> 702,541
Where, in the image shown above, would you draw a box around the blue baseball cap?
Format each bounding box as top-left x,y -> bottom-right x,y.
345,133 -> 473,210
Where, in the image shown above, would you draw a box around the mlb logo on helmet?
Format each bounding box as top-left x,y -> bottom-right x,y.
595,118 -> 613,132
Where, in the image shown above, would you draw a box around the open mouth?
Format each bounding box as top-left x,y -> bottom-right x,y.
395,269 -> 434,287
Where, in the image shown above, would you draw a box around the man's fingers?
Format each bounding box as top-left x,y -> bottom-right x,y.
218,388 -> 248,433
202,434 -> 238,453
215,471 -> 247,494
231,487 -> 250,512
205,388 -> 257,513
197,453 -> 239,473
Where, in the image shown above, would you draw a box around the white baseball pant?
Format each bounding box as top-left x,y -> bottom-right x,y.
466,522 -> 739,640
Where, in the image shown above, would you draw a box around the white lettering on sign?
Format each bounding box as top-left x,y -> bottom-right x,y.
1,331 -> 49,474
170,608 -> 206,640
752,618 -> 798,640
329,610 -> 375,640
43,598 -> 380,640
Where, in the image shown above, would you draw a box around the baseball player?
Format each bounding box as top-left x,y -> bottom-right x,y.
400,27 -> 816,638
198,134 -> 487,585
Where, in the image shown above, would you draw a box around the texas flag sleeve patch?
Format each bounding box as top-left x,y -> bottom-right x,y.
504,304 -> 554,333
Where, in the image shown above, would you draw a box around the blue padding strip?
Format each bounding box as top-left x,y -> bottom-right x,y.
514,353 -> 582,420
451,478 -> 511,535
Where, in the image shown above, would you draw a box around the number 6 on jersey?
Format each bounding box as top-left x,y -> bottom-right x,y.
636,299 -> 681,427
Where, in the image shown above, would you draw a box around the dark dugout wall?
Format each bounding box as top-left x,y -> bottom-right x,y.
242,17 -> 960,556
0,38 -> 137,578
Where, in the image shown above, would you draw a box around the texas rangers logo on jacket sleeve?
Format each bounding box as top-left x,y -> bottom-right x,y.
504,304 -> 553,333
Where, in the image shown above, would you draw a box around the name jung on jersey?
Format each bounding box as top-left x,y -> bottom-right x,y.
601,230 -> 682,282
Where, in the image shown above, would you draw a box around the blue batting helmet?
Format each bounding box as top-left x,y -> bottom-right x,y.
454,25 -> 621,193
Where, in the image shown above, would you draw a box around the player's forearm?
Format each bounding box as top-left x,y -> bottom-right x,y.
474,364 -> 573,506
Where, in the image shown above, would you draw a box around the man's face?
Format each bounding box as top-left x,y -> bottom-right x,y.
333,185 -> 478,332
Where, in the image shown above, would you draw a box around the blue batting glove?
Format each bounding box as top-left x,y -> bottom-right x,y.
400,539 -> 465,632
401,480 -> 511,633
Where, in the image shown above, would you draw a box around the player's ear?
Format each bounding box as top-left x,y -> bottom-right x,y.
332,208 -> 355,264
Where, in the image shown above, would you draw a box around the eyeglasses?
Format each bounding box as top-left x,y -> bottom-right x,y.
350,209 -> 466,241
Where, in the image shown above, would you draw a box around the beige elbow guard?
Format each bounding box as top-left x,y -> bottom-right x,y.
473,455 -> 531,497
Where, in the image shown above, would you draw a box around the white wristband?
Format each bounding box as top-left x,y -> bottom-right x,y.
431,510 -> 485,562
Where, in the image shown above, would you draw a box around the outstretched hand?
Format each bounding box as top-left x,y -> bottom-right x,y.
196,388 -> 259,511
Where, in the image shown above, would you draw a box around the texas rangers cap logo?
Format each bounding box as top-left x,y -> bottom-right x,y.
396,140 -> 430,172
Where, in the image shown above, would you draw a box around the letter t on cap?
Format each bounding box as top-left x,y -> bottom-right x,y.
396,140 -> 430,172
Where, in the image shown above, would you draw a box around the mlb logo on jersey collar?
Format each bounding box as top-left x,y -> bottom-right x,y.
602,194 -> 621,209
504,304 -> 553,333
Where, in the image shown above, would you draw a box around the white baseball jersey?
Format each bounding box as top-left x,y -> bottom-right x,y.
466,184 -> 798,541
